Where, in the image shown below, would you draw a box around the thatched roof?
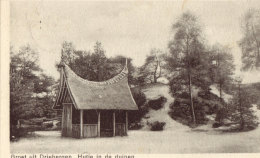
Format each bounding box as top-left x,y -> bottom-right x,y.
53,62 -> 138,110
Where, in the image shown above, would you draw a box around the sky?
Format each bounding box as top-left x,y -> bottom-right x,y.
10,0 -> 260,83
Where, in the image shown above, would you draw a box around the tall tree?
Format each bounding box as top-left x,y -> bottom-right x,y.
239,9 -> 260,70
167,12 -> 210,124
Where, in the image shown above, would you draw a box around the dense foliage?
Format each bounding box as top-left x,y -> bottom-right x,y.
128,88 -> 148,129
10,45 -> 57,139
168,91 -> 221,126
60,41 -> 136,84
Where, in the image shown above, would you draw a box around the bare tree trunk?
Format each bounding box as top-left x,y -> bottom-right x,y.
188,69 -> 196,124
153,59 -> 159,83
157,61 -> 162,80
186,38 -> 196,125
219,82 -> 222,101
97,66 -> 103,81
217,52 -> 223,101
238,83 -> 244,130
153,72 -> 157,83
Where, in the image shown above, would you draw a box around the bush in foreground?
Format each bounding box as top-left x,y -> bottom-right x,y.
168,97 -> 210,126
148,121 -> 166,131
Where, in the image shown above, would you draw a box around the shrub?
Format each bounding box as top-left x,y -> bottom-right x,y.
148,121 -> 166,131
131,88 -> 146,108
10,125 -> 31,141
168,97 -> 209,126
176,92 -> 190,99
212,122 -> 222,128
168,98 -> 191,121
194,99 -> 212,123
148,96 -> 167,110
198,90 -> 220,101
129,88 -> 148,124
215,108 -> 228,123
129,103 -> 149,124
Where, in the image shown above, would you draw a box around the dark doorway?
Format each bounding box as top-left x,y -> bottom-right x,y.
100,111 -> 113,137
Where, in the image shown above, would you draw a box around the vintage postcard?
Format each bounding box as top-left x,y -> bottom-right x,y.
1,0 -> 260,157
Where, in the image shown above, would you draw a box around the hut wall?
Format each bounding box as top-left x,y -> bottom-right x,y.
71,109 -> 98,138
84,124 -> 98,137
61,103 -> 72,137
69,109 -> 127,138
72,124 -> 98,138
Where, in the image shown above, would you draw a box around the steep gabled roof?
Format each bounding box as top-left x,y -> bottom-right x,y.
53,62 -> 138,110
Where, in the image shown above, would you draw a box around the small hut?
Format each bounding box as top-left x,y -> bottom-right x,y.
53,61 -> 138,138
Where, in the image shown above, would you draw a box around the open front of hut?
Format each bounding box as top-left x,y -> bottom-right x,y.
53,61 -> 138,138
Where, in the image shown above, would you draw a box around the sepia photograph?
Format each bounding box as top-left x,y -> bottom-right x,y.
3,0 -> 260,155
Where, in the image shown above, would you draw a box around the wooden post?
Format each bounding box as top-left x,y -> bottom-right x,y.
67,104 -> 73,137
125,111 -> 128,135
98,111 -> 100,137
80,110 -> 83,138
113,111 -> 116,137
61,106 -> 65,136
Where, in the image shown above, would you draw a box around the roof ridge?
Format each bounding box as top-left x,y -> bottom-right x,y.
64,64 -> 128,86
